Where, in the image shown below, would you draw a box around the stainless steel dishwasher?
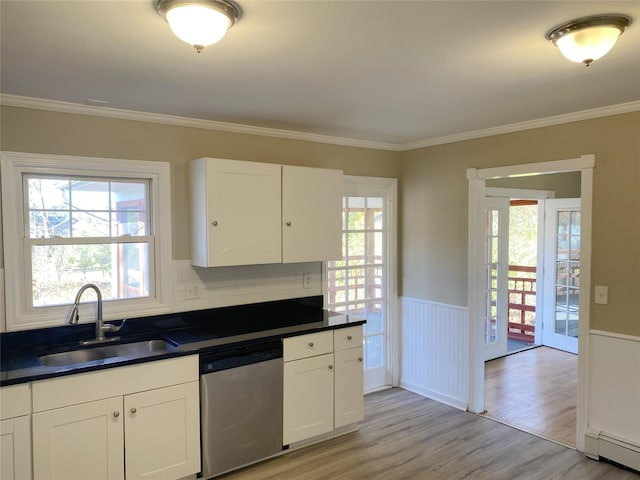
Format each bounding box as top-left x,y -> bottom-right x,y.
199,339 -> 283,479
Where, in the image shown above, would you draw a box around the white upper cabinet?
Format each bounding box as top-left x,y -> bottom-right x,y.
190,158 -> 343,267
282,165 -> 343,263
190,158 -> 282,267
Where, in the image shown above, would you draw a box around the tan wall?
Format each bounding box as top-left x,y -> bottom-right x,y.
400,111 -> 640,336
2,106 -> 638,336
0,106 -> 401,263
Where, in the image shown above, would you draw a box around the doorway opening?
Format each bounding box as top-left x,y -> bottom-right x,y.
467,155 -> 594,453
482,184 -> 581,446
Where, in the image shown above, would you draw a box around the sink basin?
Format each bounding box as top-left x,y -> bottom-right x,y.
39,340 -> 176,367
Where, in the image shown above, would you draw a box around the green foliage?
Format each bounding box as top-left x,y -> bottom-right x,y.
509,205 -> 538,267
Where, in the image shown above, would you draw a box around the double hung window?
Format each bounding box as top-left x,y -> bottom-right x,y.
1,152 -> 172,330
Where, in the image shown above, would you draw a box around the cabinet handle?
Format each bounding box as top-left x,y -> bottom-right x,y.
328,365 -> 333,370
130,407 -> 137,414
308,342 -> 314,348
286,221 -> 292,226
113,411 -> 120,418
212,221 -> 218,226
347,335 -> 352,341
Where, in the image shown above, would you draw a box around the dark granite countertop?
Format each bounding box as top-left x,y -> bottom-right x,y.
0,296 -> 365,386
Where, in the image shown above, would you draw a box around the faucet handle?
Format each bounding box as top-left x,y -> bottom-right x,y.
104,318 -> 126,333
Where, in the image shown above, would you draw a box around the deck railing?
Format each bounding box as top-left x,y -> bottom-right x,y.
508,265 -> 536,342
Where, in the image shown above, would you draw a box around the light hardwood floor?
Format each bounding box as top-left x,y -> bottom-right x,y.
484,346 -> 577,447
218,388 -> 636,480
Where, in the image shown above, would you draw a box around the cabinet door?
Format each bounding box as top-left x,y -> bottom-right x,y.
282,165 -> 343,263
283,353 -> 334,445
32,397 -> 124,480
334,347 -> 365,429
124,381 -> 200,480
191,158 -> 282,267
1,415 -> 32,480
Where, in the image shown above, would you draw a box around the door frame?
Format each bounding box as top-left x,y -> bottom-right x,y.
323,175 -> 399,391
467,155 -> 594,452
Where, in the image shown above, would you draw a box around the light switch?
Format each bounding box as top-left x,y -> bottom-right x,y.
595,285 -> 608,305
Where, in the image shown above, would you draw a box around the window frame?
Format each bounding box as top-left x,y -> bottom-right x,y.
1,151 -> 173,331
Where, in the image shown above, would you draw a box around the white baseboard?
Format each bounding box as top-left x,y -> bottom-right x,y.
585,429 -> 640,472
400,380 -> 468,411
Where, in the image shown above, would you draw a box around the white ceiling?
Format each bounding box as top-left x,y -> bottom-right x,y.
1,1 -> 639,150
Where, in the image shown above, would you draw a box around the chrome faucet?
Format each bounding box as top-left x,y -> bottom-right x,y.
67,283 -> 125,345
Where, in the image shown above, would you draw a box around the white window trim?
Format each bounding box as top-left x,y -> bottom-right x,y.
1,151 -> 172,331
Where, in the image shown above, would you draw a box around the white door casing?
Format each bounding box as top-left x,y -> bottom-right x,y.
324,176 -> 398,393
467,155 -> 594,453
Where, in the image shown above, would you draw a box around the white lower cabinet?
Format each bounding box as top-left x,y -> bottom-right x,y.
334,346 -> 364,428
31,356 -> 200,480
124,382 -> 200,480
282,326 -> 364,446
1,415 -> 32,480
283,353 -> 334,445
1,383 -> 32,480
32,397 -> 124,480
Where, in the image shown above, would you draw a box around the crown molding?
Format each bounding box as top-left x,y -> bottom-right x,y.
2,94 -> 638,153
0,94 -> 401,152
399,100 -> 640,151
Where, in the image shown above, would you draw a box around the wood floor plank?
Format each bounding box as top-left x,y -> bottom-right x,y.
484,346 -> 578,447
218,388 -> 636,480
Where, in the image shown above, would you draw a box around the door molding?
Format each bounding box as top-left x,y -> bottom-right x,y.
467,155 -> 594,452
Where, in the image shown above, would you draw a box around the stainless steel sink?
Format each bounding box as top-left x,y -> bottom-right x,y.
39,340 -> 176,367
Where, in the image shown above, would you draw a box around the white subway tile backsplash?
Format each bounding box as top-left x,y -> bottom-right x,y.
171,260 -> 322,314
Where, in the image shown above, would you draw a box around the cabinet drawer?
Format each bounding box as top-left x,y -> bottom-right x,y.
334,326 -> 363,352
0,383 -> 31,419
283,331 -> 333,362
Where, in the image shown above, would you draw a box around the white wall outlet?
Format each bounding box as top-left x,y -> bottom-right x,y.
303,273 -> 312,289
594,285 -> 608,305
186,285 -> 199,299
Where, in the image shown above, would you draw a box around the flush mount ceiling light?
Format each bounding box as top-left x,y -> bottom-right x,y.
156,0 -> 241,53
546,14 -> 631,66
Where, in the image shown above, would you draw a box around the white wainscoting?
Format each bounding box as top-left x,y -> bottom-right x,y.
399,297 -> 469,410
172,260 -> 323,314
586,330 -> 640,471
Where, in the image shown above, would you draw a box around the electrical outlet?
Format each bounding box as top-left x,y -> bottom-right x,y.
303,273 -> 312,289
186,285 -> 199,299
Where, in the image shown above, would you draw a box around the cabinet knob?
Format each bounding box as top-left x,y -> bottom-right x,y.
113,411 -> 120,418
328,365 -> 333,370
212,220 -> 218,226
130,407 -> 137,414
358,357 -> 363,362
286,221 -> 292,226
347,335 -> 352,341
308,342 -> 314,348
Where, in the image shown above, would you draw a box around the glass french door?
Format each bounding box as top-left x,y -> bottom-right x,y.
326,177 -> 395,392
542,198 -> 581,354
484,197 -> 509,361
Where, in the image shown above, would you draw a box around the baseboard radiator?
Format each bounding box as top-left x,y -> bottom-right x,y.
585,429 -> 640,472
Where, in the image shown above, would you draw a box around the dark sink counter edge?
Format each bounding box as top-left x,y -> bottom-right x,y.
1,296 -> 366,387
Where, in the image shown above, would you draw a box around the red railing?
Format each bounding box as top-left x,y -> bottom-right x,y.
508,265 -> 536,342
